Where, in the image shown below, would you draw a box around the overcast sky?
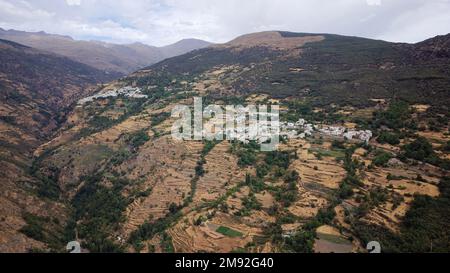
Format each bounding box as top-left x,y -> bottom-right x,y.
0,0 -> 450,46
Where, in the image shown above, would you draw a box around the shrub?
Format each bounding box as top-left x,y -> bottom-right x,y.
338,182 -> 354,199
284,170 -> 300,184
332,140 -> 346,149
373,101 -> 410,129
242,193 -> 262,211
265,151 -> 291,169
373,151 -> 392,167
151,112 -> 171,127
127,130 -> 150,148
402,137 -> 434,162
442,141 -> 450,152
237,149 -> 256,167
377,131 -> 400,145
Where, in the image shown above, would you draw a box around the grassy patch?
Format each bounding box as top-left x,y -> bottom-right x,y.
216,226 -> 243,238
317,233 -> 351,245
309,148 -> 345,159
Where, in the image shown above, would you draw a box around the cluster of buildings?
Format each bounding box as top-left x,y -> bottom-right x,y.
78,86 -> 148,105
280,118 -> 372,143
200,115 -> 372,145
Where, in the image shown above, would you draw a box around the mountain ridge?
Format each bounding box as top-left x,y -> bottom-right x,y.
0,28 -> 212,76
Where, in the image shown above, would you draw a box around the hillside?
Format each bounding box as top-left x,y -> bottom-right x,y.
139,31 -> 450,106
28,31 -> 450,253
0,39 -> 115,252
5,31 -> 450,253
0,28 -> 211,76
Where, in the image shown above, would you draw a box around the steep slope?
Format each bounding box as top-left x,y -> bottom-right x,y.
0,39 -> 114,252
0,28 -> 211,76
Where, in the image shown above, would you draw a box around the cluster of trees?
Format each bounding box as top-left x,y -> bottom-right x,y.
274,170 -> 300,208
71,174 -> 129,252
372,101 -> 411,129
372,150 -> 393,167
109,149 -> 132,166
401,137 -> 450,170
128,210 -> 182,252
331,140 -> 346,150
337,146 -> 364,200
377,131 -> 401,145
237,193 -> 262,216
194,140 -> 219,177
19,213 -> 66,251
19,213 -> 47,243
244,173 -> 265,193
402,137 -> 434,162
126,129 -> 150,150
151,112 -> 171,127
160,232 -> 175,253
264,151 -> 292,171
235,141 -> 260,167
283,100 -> 314,122
35,166 -> 61,200
29,149 -> 62,201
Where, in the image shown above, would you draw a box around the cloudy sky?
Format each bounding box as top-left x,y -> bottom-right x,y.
0,0 -> 450,46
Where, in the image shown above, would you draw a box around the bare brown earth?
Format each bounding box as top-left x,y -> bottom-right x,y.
194,141 -> 247,205
215,31 -> 325,56
163,142 -> 272,253
282,140 -> 345,218
359,164 -> 440,232
169,212 -> 258,253
122,136 -> 202,235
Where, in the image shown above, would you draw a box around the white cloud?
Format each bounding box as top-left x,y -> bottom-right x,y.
0,0 -> 449,46
366,0 -> 381,6
66,0 -> 81,6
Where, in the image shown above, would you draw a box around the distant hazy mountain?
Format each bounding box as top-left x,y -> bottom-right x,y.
159,38 -> 212,58
0,28 -> 211,76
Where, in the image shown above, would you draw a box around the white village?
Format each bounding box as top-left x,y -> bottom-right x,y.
78,86 -> 148,105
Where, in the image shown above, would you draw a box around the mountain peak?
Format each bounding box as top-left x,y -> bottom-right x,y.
159,38 -> 211,58
216,31 -> 325,51
165,38 -> 211,48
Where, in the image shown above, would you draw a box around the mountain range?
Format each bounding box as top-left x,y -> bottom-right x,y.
0,28 -> 211,76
